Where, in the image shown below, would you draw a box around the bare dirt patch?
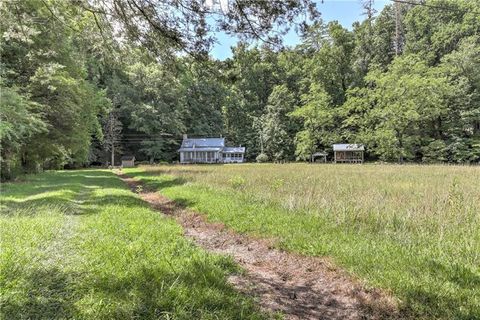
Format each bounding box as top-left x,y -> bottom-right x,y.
119,173 -> 400,320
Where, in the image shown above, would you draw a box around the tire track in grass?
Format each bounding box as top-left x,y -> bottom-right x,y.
118,173 -> 401,320
40,188 -> 90,269
11,186 -> 94,319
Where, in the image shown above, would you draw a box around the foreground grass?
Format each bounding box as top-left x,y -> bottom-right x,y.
0,170 -> 265,319
125,164 -> 480,320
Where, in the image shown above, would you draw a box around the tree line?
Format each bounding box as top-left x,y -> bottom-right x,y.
1,0 -> 479,179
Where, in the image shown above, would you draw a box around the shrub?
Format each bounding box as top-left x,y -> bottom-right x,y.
256,153 -> 269,163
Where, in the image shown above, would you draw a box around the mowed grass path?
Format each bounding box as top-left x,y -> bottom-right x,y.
125,164 -> 480,319
0,170 -> 265,319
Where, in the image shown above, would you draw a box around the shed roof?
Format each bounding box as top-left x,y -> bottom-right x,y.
312,152 -> 328,156
181,138 -> 225,148
121,155 -> 135,161
333,144 -> 364,151
223,147 -> 246,153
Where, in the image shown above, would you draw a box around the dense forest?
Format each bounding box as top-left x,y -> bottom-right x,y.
1,0 -> 479,179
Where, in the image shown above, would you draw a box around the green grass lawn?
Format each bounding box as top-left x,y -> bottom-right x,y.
0,170 -> 266,319
125,164 -> 480,320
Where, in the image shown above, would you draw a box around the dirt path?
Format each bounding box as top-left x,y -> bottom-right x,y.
119,174 -> 400,320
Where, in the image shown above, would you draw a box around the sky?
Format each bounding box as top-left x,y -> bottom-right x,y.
210,0 -> 389,60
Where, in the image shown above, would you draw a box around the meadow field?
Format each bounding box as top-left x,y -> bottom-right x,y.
1,164 -> 479,319
0,170 -> 265,319
125,163 -> 480,319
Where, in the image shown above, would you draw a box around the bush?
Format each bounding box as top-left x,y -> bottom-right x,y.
422,140 -> 447,163
256,153 -> 269,163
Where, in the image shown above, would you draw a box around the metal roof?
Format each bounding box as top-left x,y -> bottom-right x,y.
178,147 -> 223,152
312,152 -> 327,156
121,155 -> 135,160
333,144 -> 364,151
178,137 -> 245,153
181,138 -> 225,148
222,147 -> 246,153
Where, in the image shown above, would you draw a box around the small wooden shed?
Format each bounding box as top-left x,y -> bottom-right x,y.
121,155 -> 135,168
333,144 -> 364,163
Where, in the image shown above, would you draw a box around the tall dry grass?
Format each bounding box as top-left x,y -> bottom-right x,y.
136,163 -> 480,318
144,163 -> 479,239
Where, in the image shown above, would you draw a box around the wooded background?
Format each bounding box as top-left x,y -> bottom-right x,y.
1,0 -> 479,179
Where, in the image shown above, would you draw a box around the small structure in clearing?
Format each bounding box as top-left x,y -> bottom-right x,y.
333,144 -> 364,163
178,135 -> 245,164
311,152 -> 327,163
121,155 -> 135,167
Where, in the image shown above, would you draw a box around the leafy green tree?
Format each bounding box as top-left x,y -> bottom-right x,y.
350,55 -> 461,162
303,21 -> 355,106
370,4 -> 397,68
439,35 -> 480,162
180,60 -> 225,137
0,86 -> 46,179
403,0 -> 480,65
27,64 -> 109,168
291,84 -> 338,160
222,44 -> 280,159
125,61 -> 185,162
261,85 -> 297,161
1,0 -> 110,174
83,0 -> 318,56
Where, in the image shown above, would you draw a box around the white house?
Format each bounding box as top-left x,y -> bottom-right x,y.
178,135 -> 245,164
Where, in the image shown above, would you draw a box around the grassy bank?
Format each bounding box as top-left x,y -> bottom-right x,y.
0,170 -> 265,319
125,164 -> 480,319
